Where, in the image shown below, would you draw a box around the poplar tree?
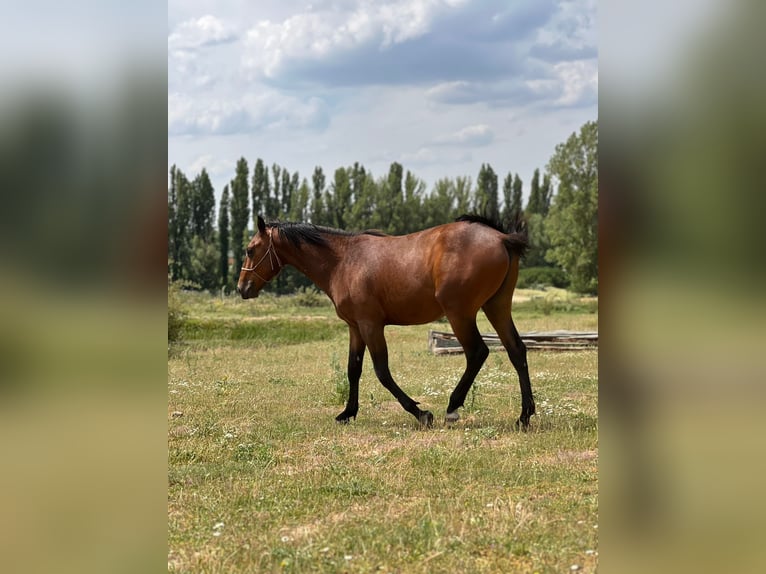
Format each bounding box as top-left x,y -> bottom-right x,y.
454,176 -> 472,216
512,174 -> 523,215
310,166 -> 326,225
191,168 -> 215,240
168,165 -> 192,281
229,157 -> 250,285
501,172 -> 523,228
474,163 -> 499,221
424,177 -> 456,228
251,158 -> 269,224
402,170 -> 425,233
329,167 -> 351,229
217,185 -> 230,288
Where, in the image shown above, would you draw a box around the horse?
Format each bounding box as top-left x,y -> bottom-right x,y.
237,214 -> 535,429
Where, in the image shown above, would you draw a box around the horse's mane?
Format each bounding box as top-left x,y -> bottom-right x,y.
270,221 -> 386,248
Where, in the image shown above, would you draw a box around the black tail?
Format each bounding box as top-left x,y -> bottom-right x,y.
455,212 -> 528,259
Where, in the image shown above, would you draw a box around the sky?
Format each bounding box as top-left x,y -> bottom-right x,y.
168,0 -> 597,206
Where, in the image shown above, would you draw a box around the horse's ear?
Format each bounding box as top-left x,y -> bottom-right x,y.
257,215 -> 266,234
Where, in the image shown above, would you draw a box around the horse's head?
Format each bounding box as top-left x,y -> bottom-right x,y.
237,216 -> 283,299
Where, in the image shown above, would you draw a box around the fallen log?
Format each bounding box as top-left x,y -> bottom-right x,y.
428,329 -> 598,354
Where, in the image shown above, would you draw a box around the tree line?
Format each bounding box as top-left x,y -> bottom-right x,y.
168,120 -> 597,294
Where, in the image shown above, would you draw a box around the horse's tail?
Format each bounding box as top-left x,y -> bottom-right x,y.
455,212 -> 529,259
503,211 -> 528,260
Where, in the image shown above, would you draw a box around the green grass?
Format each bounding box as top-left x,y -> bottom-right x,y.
168,290 -> 598,573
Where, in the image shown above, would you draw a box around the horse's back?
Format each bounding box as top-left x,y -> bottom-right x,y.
333,221 -> 513,324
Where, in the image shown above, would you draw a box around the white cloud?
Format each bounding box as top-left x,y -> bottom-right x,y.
168,91 -> 329,136
400,146 -> 472,167
434,124 -> 494,146
187,154 -> 235,177
242,0 -> 469,79
168,1 -> 597,202
168,15 -> 236,51
552,59 -> 598,106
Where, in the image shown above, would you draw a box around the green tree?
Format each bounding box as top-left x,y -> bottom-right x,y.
269,163 -> 281,218
329,167 -> 352,229
372,162 -> 404,233
217,185 -> 230,288
290,178 -> 310,222
424,177 -> 456,228
167,165 -> 178,275
523,169 -> 552,267
540,173 -> 553,216
513,174 -> 523,215
190,236 -> 219,290
402,170 -> 425,232
545,120 -> 598,293
251,158 -> 269,223
229,157 -> 250,285
168,165 -> 192,281
349,168 -> 376,230
190,168 -> 215,241
526,168 -> 542,215
454,176 -> 472,216
525,213 -> 551,268
474,163 -> 499,221
501,172 -> 523,228
280,167 -> 292,218
310,166 -> 326,225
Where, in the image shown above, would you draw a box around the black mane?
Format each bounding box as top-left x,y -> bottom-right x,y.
269,221 -> 385,248
455,213 -> 527,235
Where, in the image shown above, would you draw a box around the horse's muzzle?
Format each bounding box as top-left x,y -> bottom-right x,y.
237,281 -> 254,299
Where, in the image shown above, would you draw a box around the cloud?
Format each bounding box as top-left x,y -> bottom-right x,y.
168,15 -> 236,51
531,0 -> 596,61
241,0 -> 558,86
399,146 -> 472,167
187,154 -> 235,177
552,59 -> 598,106
433,124 -> 494,147
168,91 -> 330,136
425,79 -> 549,107
424,59 -> 597,110
529,41 -> 597,62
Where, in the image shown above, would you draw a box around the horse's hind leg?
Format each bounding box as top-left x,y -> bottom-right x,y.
336,325 -> 366,423
444,314 -> 489,423
482,298 -> 535,429
359,322 -> 434,428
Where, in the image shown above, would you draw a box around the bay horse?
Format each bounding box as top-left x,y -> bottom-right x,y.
237,214 -> 535,429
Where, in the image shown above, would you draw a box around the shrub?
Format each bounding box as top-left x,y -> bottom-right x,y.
293,286 -> 330,308
517,266 -> 569,289
168,282 -> 188,344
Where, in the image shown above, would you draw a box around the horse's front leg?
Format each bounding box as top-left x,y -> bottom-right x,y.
359,322 -> 433,428
336,325 -> 365,423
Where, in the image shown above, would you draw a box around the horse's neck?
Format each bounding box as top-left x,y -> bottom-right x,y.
277,235 -> 343,294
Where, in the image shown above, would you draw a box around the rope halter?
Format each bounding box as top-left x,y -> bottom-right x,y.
240,230 -> 283,283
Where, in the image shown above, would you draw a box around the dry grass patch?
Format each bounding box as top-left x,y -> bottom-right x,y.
168,291 -> 598,573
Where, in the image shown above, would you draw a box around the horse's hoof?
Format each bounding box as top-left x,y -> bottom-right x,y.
445,411 -> 460,424
335,413 -> 356,424
419,411 -> 434,428
515,417 -> 530,432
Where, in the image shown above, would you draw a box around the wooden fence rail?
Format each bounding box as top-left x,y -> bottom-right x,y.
428,330 -> 598,355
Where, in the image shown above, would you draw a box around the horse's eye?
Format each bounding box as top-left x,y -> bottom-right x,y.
246,249 -> 253,258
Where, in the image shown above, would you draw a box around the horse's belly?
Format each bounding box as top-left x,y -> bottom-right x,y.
383,294 -> 443,325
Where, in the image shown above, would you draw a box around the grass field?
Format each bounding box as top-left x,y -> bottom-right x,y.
168,288 -> 598,573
